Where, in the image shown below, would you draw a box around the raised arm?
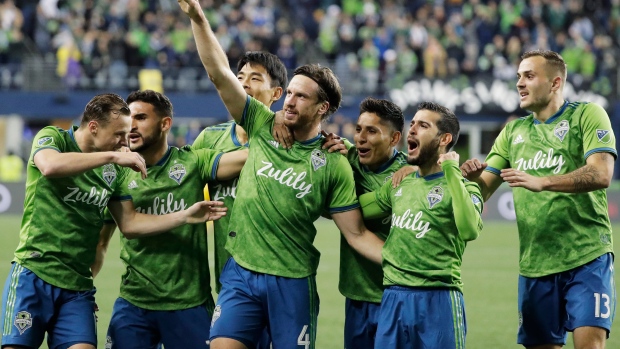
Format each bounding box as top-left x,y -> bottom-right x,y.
332,209 -> 383,264
500,152 -> 614,193
107,199 -> 227,240
92,222 -> 116,278
440,153 -> 483,241
215,149 -> 249,181
178,0 -> 247,122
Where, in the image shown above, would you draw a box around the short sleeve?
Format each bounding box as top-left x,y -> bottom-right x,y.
374,179 -> 394,212
580,103 -> 617,159
30,127 -> 65,166
194,148 -> 224,182
485,124 -> 512,176
239,96 -> 275,138
327,155 -> 360,213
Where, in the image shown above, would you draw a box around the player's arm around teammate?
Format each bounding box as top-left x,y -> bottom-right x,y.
332,209 -> 384,264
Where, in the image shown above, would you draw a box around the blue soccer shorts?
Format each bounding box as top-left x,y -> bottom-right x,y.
1,263 -> 97,349
210,258 -> 319,349
107,297 -> 212,349
344,298 -> 381,349
517,252 -> 616,346
375,286 -> 467,349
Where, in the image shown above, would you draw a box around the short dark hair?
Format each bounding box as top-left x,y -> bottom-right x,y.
293,64 -> 342,120
418,101 -> 460,150
238,51 -> 288,90
81,93 -> 130,126
521,49 -> 567,82
127,90 -> 174,118
359,97 -> 404,133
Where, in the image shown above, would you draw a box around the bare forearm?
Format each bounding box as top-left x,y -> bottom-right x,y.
346,230 -> 383,265
544,164 -> 611,193
118,211 -> 187,239
36,151 -> 115,177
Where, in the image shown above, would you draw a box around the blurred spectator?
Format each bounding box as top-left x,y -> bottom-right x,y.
0,0 -> 617,97
0,150 -> 23,182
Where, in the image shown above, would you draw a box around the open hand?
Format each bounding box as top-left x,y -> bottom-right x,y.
185,201 -> 227,223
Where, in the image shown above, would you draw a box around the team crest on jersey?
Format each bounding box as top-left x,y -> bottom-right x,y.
596,129 -> 611,144
211,305 -> 222,328
310,149 -> 327,171
553,120 -> 569,142
105,336 -> 113,349
102,164 -> 117,186
427,186 -> 443,209
383,172 -> 394,183
14,311 -> 32,334
37,136 -> 54,147
169,163 -> 186,185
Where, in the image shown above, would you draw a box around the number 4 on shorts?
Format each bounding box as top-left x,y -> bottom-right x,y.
298,325 -> 310,349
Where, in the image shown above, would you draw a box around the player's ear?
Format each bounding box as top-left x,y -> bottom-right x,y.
161,116 -> 172,133
271,86 -> 283,102
317,101 -> 329,117
439,132 -> 452,148
88,120 -> 99,135
551,75 -> 562,92
390,131 -> 401,147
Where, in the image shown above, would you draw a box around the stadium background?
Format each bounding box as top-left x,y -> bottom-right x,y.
1,0 -> 620,347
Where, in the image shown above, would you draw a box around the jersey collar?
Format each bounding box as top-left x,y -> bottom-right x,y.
299,133 -> 322,145
415,171 -> 445,181
363,149 -> 399,173
533,100 -> 569,125
152,146 -> 172,167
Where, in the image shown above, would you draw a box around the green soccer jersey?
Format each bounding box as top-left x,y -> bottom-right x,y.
117,146 -> 222,310
339,148 -> 408,303
372,161 -> 483,292
14,126 -> 130,291
485,101 -> 617,277
226,96 -> 359,278
192,121 -> 247,293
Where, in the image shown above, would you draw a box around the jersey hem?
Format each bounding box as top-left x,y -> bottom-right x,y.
118,294 -> 212,311
12,259 -> 93,291
231,256 -> 315,278
339,291 -> 383,303
519,250 -> 613,278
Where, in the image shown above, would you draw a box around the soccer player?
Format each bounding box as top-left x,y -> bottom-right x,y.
332,97 -> 408,348
179,1 -> 385,348
192,51 -> 287,294
359,102 -> 484,348
460,50 -> 616,349
0,93 -> 225,349
98,90 -> 248,349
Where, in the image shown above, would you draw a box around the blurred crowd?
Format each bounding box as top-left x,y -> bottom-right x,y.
0,0 -> 619,95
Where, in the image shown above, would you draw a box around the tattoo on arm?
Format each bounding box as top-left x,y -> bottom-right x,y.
547,153 -> 611,192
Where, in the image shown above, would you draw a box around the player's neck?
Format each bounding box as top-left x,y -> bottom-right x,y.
417,162 -> 442,177
140,139 -> 169,166
235,124 -> 248,145
366,148 -> 396,172
533,96 -> 565,123
73,127 -> 94,153
294,120 -> 321,142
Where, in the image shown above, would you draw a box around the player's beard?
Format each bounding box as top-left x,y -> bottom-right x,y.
130,129 -> 162,153
408,136 -> 441,167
